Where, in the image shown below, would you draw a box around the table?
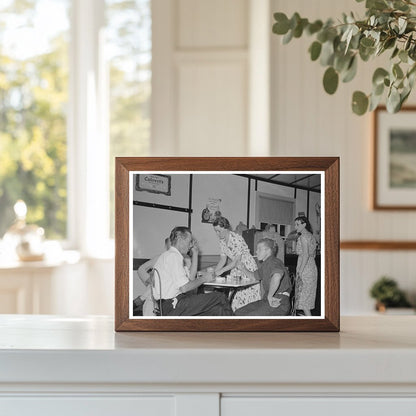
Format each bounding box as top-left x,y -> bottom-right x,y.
203,276 -> 260,304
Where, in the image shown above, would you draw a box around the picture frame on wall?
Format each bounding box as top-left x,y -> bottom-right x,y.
373,106 -> 416,210
115,157 -> 340,332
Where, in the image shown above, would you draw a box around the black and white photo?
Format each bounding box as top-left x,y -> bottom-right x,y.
130,172 -> 324,319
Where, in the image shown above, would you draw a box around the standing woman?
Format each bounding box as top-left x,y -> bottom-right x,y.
294,216 -> 318,316
212,217 -> 260,311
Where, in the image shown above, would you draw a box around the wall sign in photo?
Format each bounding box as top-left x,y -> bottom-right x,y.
136,174 -> 171,195
373,106 -> 416,209
115,157 -> 339,332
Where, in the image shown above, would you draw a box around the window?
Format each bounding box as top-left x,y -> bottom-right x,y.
0,0 -> 70,239
0,0 -> 151,253
106,0 -> 152,237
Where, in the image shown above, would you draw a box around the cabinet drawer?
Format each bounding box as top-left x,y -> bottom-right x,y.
1,396 -> 174,416
221,397 -> 416,416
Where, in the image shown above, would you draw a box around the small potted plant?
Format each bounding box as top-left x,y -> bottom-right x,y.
370,276 -> 412,313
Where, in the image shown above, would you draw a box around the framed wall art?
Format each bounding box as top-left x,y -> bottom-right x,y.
373,106 -> 416,210
115,157 -> 339,331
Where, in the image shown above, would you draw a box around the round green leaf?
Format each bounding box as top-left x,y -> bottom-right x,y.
282,29 -> 293,44
323,67 -> 339,95
307,20 -> 323,35
293,18 -> 308,38
391,47 -> 399,59
393,63 -> 404,79
372,68 -> 389,86
290,13 -> 301,30
384,37 -> 396,50
387,87 -> 401,113
359,44 -> 375,62
273,13 -> 290,35
320,41 -> 335,66
309,41 -> 322,61
352,91 -> 369,115
399,50 -> 408,63
369,92 -> 383,112
334,52 -> 352,73
373,82 -> 385,96
360,37 -> 375,48
317,30 -> 328,43
342,56 -> 357,83
405,34 -> 413,51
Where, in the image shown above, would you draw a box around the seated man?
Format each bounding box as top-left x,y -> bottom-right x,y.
153,226 -> 233,316
235,238 -> 292,316
133,237 -> 171,316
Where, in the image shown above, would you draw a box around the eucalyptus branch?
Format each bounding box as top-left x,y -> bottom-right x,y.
272,0 -> 416,115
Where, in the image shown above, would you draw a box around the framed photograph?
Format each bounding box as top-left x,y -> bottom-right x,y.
115,157 -> 339,332
373,106 -> 416,209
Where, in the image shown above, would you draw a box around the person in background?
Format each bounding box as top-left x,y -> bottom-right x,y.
294,216 -> 318,316
153,226 -> 233,316
212,216 -> 260,311
261,223 -> 285,263
133,237 -> 171,316
234,238 -> 292,316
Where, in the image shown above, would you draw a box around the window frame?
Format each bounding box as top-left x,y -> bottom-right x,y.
67,0 -> 111,257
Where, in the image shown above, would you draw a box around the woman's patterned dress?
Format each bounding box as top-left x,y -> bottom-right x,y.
295,232 -> 318,310
219,231 -> 261,311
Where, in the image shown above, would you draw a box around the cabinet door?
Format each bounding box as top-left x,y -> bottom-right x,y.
1,396 -> 175,416
221,397 -> 416,416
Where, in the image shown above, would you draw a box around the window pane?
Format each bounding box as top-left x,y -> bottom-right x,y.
0,0 -> 70,239
106,0 -> 152,237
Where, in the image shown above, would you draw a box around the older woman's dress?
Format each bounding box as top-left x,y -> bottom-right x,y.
219,231 -> 260,311
295,232 -> 318,310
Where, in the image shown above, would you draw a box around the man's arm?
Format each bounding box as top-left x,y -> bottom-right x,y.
267,272 -> 283,308
137,257 -> 157,285
188,245 -> 199,280
179,271 -> 214,293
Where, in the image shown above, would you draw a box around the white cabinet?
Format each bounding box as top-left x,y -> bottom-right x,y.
222,398 -> 416,416
1,396 -> 175,416
0,316 -> 415,415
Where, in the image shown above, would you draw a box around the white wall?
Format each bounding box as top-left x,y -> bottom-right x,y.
271,0 -> 416,313
72,0 -> 416,316
132,174 -> 190,258
152,0 -> 250,156
132,173 -> 317,257
191,174 -> 248,255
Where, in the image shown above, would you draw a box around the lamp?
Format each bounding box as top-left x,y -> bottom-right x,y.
3,200 -> 45,261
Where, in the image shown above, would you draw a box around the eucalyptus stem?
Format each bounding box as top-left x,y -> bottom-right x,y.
273,0 -> 416,115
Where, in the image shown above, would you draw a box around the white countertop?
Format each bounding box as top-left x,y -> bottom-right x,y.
0,315 -> 415,388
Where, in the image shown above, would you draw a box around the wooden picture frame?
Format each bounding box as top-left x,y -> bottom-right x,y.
373,106 -> 416,210
115,157 -> 339,332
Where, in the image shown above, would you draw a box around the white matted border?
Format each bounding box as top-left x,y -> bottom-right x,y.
129,171 -> 325,320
